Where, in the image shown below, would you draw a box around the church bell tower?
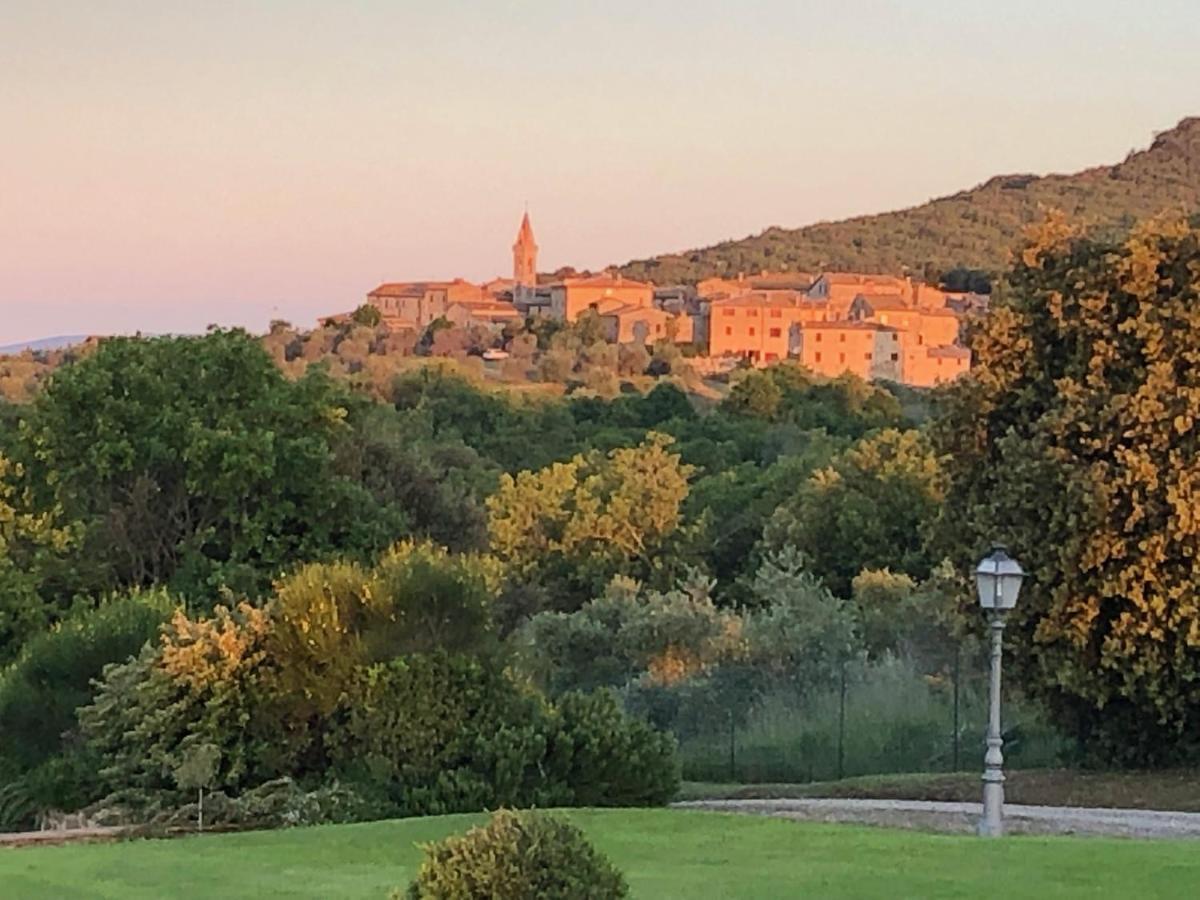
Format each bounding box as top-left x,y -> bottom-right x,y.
512,211 -> 538,289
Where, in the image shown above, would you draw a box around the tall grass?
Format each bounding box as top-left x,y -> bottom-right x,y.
675,656 -> 1066,783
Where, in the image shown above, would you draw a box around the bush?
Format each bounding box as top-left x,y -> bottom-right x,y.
327,653 -> 563,817
79,603 -> 277,808
546,690 -> 680,807
329,657 -> 678,815
404,809 -> 628,900
0,589 -> 174,775
520,574 -> 738,695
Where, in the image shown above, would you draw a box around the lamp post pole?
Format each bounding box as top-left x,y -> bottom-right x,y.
979,610 -> 1007,837
973,544 -> 1024,839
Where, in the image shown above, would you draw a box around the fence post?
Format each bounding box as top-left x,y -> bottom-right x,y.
728,707 -> 736,782
837,659 -> 847,781
952,642 -> 961,772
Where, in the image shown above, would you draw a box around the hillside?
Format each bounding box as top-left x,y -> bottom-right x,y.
617,117 -> 1200,286
0,336 -> 88,355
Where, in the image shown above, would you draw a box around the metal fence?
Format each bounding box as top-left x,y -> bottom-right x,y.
623,643 -> 1065,785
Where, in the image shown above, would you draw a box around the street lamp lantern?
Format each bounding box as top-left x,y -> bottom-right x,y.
975,545 -> 1024,610
974,544 -> 1024,837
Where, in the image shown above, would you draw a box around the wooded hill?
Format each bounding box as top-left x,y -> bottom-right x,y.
616,117 -> 1200,287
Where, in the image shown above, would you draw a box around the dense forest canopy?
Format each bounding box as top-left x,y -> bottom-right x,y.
616,118 -> 1200,286
4,210 -> 1200,833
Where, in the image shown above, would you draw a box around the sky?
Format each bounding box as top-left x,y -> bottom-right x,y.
3,1 -> 1199,344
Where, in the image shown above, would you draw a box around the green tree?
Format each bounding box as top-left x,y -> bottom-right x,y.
172,742 -> 221,831
722,365 -> 905,437
764,429 -> 945,596
350,304 -> 382,327
741,548 -> 862,695
932,215 -> 1200,764
487,434 -> 695,611
0,454 -> 75,659
21,330 -> 403,603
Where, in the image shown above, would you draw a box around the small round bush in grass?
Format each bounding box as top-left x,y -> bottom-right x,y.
402,809 -> 628,900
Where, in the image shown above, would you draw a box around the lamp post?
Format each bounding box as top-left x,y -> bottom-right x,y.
974,545 -> 1024,837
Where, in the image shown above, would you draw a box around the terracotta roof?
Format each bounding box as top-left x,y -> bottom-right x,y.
919,309 -> 961,319
551,273 -> 653,290
452,299 -> 518,311
853,293 -> 912,311
712,290 -> 827,309
599,304 -> 673,320
819,272 -> 908,286
368,280 -> 476,297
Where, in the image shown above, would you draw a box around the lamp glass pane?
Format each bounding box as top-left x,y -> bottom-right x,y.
976,571 -> 997,608
999,572 -> 1023,609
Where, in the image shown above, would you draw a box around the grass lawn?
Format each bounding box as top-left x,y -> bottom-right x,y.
2,808 -> 1198,899
680,768 -> 1200,811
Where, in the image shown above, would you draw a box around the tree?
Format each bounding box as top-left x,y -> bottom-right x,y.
487,434 -> 695,611
20,331 -> 403,603
0,454 -> 74,658
741,548 -> 861,695
932,215 -> 1200,764
350,304 -> 382,327
685,436 -> 842,603
519,573 -> 739,694
722,365 -> 905,437
172,742 -> 220,831
764,429 -> 945,596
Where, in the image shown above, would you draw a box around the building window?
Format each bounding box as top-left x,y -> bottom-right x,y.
748,327 -> 756,336
890,352 -> 899,361
839,353 -> 846,363
839,334 -> 846,343
892,333 -> 898,341
864,353 -> 872,361
746,309 -> 759,316
725,326 -> 732,336
815,333 -> 822,342
815,352 -> 822,362
769,328 -> 781,338
765,352 -> 778,361
722,309 -> 735,317
769,309 -> 782,318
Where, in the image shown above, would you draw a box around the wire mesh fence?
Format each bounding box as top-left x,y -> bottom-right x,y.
623,643 -> 1066,785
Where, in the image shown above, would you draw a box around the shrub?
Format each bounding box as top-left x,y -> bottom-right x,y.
327,653 -> 563,817
0,589 -> 174,774
404,809 -> 628,900
79,603 -> 277,807
520,574 -> 738,695
546,690 -> 680,807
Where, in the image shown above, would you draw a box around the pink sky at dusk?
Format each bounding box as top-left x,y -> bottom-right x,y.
3,1 -> 1199,345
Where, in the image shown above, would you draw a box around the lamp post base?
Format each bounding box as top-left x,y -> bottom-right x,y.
978,775 -> 1005,837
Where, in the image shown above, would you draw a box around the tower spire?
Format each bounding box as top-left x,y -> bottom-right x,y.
513,210 -> 538,288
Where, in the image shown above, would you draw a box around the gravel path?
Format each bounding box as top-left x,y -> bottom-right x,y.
0,826 -> 127,848
673,798 -> 1200,839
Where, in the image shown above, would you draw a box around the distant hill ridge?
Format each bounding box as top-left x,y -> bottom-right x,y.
617,117 -> 1200,285
0,335 -> 89,355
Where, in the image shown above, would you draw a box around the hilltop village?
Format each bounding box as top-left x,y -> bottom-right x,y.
324,213 -> 984,387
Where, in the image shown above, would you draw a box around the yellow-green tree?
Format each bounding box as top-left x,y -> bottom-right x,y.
487,434 -> 694,610
763,428 -> 945,597
0,454 -> 74,659
933,215 -> 1200,764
